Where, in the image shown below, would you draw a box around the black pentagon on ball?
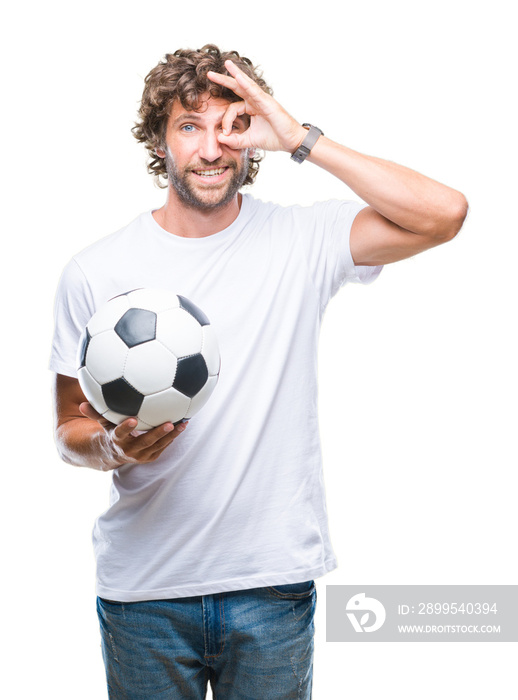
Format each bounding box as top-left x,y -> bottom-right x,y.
178,295 -> 210,326
173,354 -> 209,398
102,378 -> 144,416
114,308 -> 157,348
78,328 -> 91,368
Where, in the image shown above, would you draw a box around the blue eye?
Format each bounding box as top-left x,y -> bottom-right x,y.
181,124 -> 195,132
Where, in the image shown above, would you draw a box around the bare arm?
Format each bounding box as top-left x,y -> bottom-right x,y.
207,61 -> 468,266
306,139 -> 468,265
52,373 -> 187,471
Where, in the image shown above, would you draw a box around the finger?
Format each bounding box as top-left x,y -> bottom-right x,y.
218,102 -> 253,149
129,421 -> 180,451
108,420 -> 173,463
79,401 -> 103,421
220,100 -> 247,135
222,60 -> 266,103
218,131 -> 249,151
143,422 -> 189,458
208,61 -> 264,105
112,417 -> 140,441
207,69 -> 237,89
223,60 -> 254,85
125,421 -> 188,463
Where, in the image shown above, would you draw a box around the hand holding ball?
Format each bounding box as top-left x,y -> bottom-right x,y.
77,289 -> 220,430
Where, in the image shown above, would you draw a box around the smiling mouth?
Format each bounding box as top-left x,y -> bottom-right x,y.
192,167 -> 229,177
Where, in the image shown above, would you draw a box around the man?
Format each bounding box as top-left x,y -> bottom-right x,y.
51,44 -> 467,699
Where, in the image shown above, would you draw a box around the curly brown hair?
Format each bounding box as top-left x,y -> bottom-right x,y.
132,44 -> 273,188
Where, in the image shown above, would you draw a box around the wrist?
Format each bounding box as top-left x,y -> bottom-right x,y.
286,124 -> 310,154
99,431 -> 130,471
290,124 -> 324,163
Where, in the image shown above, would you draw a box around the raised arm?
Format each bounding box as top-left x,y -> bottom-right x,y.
53,373 -> 187,471
207,60 -> 468,266
305,139 -> 468,265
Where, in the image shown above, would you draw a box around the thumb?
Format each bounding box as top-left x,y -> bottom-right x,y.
79,401 -> 101,419
217,132 -> 246,150
79,402 -> 112,427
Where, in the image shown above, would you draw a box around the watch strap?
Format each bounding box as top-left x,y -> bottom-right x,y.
290,124 -> 324,164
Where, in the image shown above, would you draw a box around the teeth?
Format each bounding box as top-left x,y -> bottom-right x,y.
194,168 -> 226,176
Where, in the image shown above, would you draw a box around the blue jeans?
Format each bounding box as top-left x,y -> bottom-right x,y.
97,581 -> 316,699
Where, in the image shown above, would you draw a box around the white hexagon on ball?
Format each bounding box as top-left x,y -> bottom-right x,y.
124,340 -> 178,395
156,307 -> 203,358
87,295 -> 131,336
185,375 -> 219,419
139,388 -> 192,427
78,366 -> 108,414
86,331 -> 129,385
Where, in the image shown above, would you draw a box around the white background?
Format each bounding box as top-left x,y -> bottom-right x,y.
2,0 -> 517,697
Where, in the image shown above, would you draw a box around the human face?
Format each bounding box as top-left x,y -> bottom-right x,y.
160,96 -> 250,211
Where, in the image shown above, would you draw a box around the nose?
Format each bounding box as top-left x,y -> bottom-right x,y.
198,128 -> 223,163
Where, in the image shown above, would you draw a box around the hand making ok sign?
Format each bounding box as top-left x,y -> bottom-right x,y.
207,60 -> 307,154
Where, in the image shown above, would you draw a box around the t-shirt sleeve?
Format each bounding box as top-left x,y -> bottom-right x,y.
49,258 -> 96,378
287,199 -> 383,310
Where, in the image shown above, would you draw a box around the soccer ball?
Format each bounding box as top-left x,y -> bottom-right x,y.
77,289 -> 220,430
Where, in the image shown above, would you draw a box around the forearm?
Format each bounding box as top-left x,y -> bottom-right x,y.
55,418 -> 126,471
53,372 -> 187,469
304,135 -> 468,238
208,61 -> 467,239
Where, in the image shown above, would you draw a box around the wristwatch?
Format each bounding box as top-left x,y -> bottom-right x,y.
290,124 -> 324,164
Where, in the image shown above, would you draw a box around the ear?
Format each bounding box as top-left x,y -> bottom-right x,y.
155,147 -> 166,158
248,148 -> 256,158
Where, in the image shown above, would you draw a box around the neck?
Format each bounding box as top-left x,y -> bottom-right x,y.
152,189 -> 242,238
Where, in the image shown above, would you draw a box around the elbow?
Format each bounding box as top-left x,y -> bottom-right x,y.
447,192 -> 469,239
54,422 -> 91,468
54,426 -> 76,466
434,193 -> 469,243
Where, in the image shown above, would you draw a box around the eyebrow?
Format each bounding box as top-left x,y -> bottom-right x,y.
172,112 -> 248,128
172,113 -> 204,126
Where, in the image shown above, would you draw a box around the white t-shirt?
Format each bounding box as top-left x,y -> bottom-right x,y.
50,194 -> 382,602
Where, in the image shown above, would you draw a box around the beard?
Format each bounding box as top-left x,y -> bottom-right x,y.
164,148 -> 250,212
